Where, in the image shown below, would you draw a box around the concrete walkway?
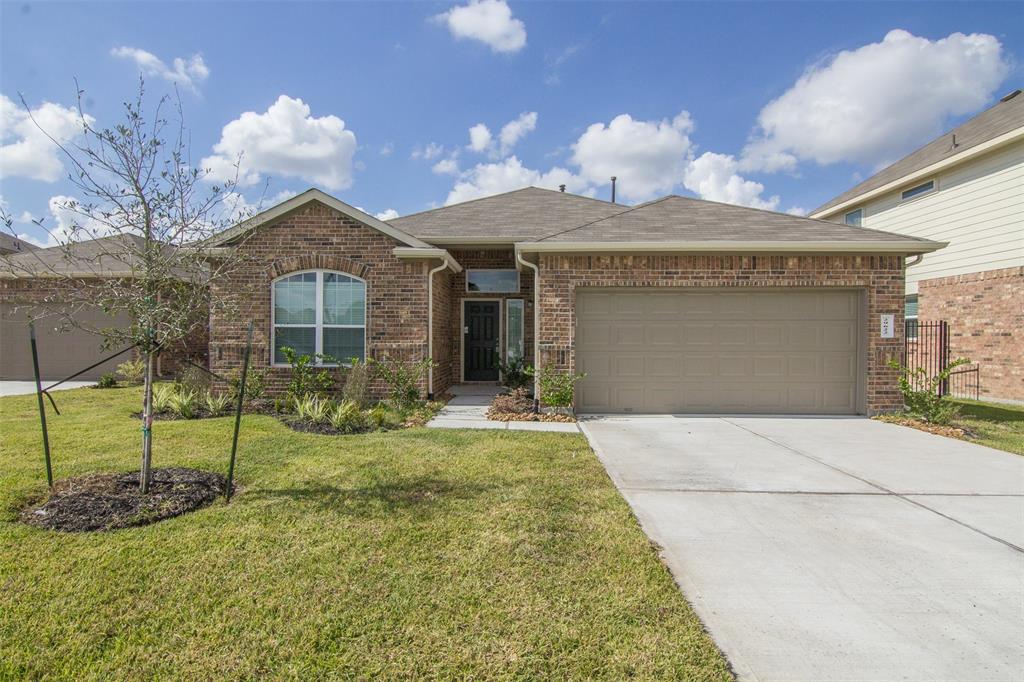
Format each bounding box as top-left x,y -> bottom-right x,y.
427,385 -> 579,433
0,380 -> 95,397
581,415 -> 1024,682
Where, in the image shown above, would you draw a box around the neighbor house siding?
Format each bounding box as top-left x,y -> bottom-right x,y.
854,141 -> 1024,294
536,253 -> 906,414
208,201 -> 432,399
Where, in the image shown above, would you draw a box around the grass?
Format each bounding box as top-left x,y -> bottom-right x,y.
0,387 -> 731,680
951,399 -> 1024,455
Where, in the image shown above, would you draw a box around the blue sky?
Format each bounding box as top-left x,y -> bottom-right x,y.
1,1 -> 1021,245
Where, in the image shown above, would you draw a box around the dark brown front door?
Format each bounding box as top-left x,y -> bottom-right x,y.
464,301 -> 500,381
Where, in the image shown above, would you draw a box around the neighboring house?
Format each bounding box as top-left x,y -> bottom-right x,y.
0,233 -> 39,256
0,235 -> 205,380
811,89 -> 1024,403
204,187 -> 942,415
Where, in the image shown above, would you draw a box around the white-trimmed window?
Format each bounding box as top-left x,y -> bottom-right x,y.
272,270 -> 366,365
467,269 -> 519,293
905,294 -> 918,341
506,299 -> 525,362
844,208 -> 863,227
901,180 -> 935,201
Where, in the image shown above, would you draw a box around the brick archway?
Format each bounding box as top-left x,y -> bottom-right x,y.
268,254 -> 371,280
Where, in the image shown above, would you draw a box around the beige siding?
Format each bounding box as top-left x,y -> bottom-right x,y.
853,141 -> 1024,293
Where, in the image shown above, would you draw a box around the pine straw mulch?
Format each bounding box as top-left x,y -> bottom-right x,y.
873,414 -> 975,441
21,467 -> 226,533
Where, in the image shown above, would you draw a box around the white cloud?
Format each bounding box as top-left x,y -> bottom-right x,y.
201,95 -> 357,191
785,206 -> 808,217
375,208 -> 400,221
683,152 -> 779,211
17,195 -> 116,248
380,141 -> 394,156
0,95 -> 89,182
571,112 -> 694,202
498,111 -> 537,155
110,47 -> 210,92
445,156 -> 588,205
743,29 -> 1010,170
412,142 -> 445,160
432,158 -> 460,175
467,123 -> 492,152
434,0 -> 527,54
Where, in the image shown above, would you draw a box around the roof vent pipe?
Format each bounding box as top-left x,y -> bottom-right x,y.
611,176 -> 617,203
559,184 -> 566,192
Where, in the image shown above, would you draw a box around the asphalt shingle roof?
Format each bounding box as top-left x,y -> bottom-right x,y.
1,234 -> 183,278
813,89 -> 1024,216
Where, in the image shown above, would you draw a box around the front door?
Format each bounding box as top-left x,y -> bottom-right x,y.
464,300 -> 500,381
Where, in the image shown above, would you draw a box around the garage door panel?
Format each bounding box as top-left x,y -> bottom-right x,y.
575,289 -> 861,415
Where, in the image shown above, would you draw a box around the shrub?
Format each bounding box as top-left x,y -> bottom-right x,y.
496,357 -> 533,391
280,346 -> 336,400
116,358 -> 145,385
341,358 -> 371,407
888,357 -> 969,425
168,387 -> 199,419
373,356 -> 434,411
491,388 -> 534,414
293,395 -> 333,425
175,364 -> 210,395
329,400 -> 369,434
204,390 -> 232,417
226,366 -> 266,406
96,372 -> 118,389
534,365 -> 586,411
368,403 -> 389,430
152,383 -> 176,413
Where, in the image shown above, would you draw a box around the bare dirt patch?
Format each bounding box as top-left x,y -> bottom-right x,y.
21,467 -> 225,532
873,415 -> 974,440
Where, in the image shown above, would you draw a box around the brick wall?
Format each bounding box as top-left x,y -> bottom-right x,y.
447,249 -> 535,383
537,253 -> 906,414
209,201 -> 433,399
918,266 -> 1023,403
430,268 -> 453,397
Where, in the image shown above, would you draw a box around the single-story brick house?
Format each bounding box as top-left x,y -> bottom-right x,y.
203,187 -> 945,415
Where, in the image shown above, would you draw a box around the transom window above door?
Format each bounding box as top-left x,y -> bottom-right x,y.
466,269 -> 519,293
272,270 -> 365,365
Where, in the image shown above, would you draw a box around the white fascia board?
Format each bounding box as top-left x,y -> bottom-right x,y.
811,127 -> 1024,219
392,247 -> 463,273
515,240 -> 948,255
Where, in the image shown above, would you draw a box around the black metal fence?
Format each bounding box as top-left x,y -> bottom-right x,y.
904,319 -> 980,399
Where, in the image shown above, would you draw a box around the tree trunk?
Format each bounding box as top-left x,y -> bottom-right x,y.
139,351 -> 155,493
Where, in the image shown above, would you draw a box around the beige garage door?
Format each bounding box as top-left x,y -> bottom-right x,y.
575,289 -> 862,414
0,303 -> 130,380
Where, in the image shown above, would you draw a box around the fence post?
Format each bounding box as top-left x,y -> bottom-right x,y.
29,323 -> 53,488
225,321 -> 253,501
939,321 -> 950,397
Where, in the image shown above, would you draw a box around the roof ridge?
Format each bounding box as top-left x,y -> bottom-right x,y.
535,196 -> 670,242
391,186 -> 620,224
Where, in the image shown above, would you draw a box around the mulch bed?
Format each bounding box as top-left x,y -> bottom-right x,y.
281,418 -> 374,436
21,467 -> 226,533
487,410 -> 577,423
873,415 -> 974,440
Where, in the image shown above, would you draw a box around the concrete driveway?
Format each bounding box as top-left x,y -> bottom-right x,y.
581,416 -> 1024,682
0,380 -> 95,397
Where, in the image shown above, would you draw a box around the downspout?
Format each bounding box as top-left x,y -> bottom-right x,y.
426,258 -> 449,400
905,254 -> 923,268
515,249 -> 541,413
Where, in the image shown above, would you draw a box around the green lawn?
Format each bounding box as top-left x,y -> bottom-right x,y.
0,387 -> 730,680
953,399 -> 1024,456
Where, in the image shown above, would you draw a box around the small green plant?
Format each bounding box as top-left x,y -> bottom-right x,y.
203,390 -> 232,417
116,357 -> 145,385
280,346 -> 337,401
888,357 -> 969,425
293,395 -> 333,425
496,357 -> 533,391
329,400 -> 369,434
373,356 -> 434,411
152,383 -> 176,413
227,366 -> 266,406
533,365 -> 586,411
175,364 -> 211,395
341,358 -> 371,407
96,372 -> 118,389
168,387 -> 199,419
368,403 -> 389,430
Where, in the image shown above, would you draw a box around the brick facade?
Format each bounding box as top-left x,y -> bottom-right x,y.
209,201 -> 435,398
918,266 -> 1024,403
536,253 -> 906,414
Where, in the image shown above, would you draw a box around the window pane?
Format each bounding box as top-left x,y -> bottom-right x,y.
323,327 -> 365,364
274,273 -> 316,325
506,299 -> 524,362
467,270 -> 518,293
905,295 -> 918,319
844,209 -> 862,227
323,273 -> 365,325
274,327 -> 315,364
901,181 -> 934,200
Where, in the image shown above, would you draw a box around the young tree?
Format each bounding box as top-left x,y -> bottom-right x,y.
1,79 -> 258,492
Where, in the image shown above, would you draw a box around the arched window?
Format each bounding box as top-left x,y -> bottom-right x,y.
272,270 -> 366,365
